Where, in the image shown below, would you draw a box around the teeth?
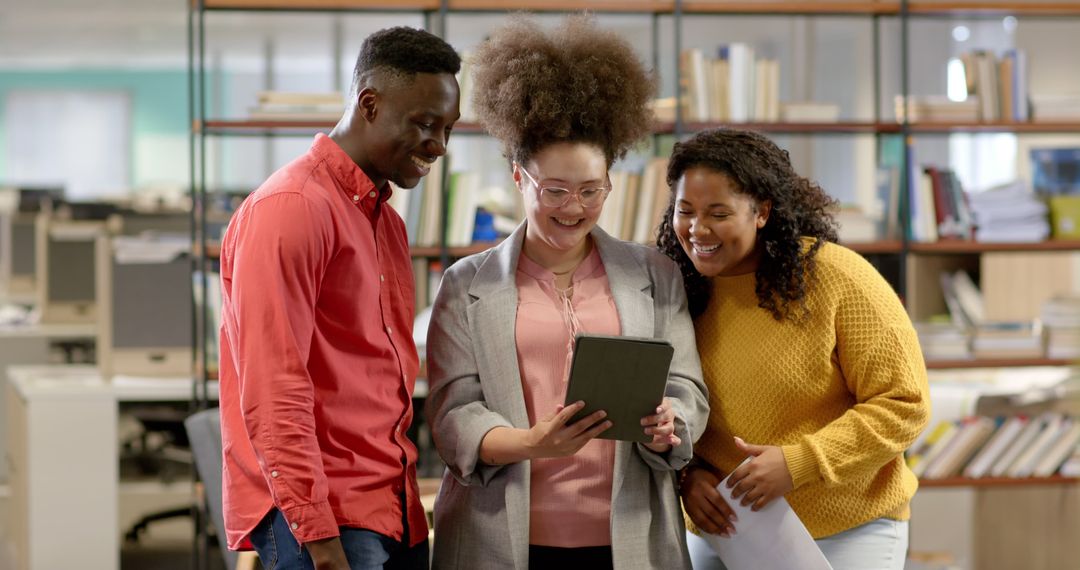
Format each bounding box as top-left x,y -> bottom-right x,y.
555,218 -> 579,226
693,243 -> 719,253
411,155 -> 433,169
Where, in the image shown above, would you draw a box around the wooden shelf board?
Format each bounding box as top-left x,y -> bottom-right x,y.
909,240 -> 1080,253
679,121 -> 898,134
202,119 -> 335,132
925,357 -> 1076,369
203,0 -> 439,10
448,0 -> 674,11
203,119 -> 906,136
682,2 -> 900,15
844,240 -> 904,254
908,2 -> 1080,16
919,475 -> 1080,488
909,122 -> 1080,133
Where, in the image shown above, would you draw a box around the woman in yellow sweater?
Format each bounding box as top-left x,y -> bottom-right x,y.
656,128 -> 930,570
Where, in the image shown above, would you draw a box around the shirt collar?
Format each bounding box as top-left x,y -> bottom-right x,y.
309,133 -> 394,213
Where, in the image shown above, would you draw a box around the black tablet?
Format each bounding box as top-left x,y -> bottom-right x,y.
564,333 -> 675,443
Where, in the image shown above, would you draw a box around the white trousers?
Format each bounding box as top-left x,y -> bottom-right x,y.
686,518 -> 909,570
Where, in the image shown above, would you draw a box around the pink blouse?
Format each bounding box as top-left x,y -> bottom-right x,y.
514,246 -> 620,548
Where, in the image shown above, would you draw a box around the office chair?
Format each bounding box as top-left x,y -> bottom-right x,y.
185,408 -> 257,570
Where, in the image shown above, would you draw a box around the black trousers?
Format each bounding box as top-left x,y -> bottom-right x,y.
528,544 -> 614,570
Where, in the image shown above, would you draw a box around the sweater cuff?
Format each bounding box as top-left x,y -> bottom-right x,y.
280,500 -> 339,544
781,441 -> 820,489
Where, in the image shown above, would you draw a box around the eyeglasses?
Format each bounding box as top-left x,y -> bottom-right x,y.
517,165 -> 611,209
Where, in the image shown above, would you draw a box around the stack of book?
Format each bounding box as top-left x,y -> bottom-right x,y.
1043,297 -> 1080,360
909,413 -> 1080,480
915,321 -> 971,361
248,91 -> 342,121
971,321 -> 1044,360
1031,95 -> 1080,122
895,96 -> 979,123
967,180 -> 1050,243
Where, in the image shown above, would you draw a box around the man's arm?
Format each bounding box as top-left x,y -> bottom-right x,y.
225,192 -> 339,544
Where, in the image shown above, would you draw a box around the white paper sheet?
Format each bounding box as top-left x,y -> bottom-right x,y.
702,459 -> 832,570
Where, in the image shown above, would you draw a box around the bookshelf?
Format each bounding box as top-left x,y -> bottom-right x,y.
190,4 -> 1080,569
925,357 -> 1076,369
920,474 -> 1079,488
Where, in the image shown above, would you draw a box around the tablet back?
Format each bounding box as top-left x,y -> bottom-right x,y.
564,334 -> 674,442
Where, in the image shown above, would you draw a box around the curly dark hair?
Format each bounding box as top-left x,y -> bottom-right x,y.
351,27 -> 461,97
470,14 -> 656,166
656,128 -> 840,320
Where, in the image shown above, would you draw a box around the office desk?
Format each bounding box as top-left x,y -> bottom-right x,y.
0,325 -> 96,483
4,366 -> 217,570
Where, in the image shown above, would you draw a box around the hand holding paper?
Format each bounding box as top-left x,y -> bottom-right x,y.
726,436 -> 795,511
680,466 -> 738,537
703,457 -> 832,570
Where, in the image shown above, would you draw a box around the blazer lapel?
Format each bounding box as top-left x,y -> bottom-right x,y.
593,227 -> 654,340
591,228 -> 658,505
466,222 -> 530,429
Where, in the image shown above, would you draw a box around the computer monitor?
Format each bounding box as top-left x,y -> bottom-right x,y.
96,234 -> 193,378
57,200 -> 121,222
110,211 -> 192,237
0,187 -> 62,300
36,217 -> 104,323
16,187 -> 63,213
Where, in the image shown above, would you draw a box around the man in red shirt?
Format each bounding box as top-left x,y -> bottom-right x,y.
218,27 -> 460,569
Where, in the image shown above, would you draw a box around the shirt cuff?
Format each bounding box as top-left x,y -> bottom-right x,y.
280,500 -> 339,544
781,441 -> 820,490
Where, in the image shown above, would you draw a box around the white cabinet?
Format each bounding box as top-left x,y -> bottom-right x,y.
6,373 -> 117,570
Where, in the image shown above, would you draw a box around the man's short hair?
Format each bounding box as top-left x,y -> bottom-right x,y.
350,26 -> 461,98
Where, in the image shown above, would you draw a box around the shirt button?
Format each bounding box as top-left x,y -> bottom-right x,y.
290,522 -> 298,530
271,470 -> 279,478
352,194 -> 360,202
380,274 -> 385,282
368,191 -> 377,198
386,326 -> 392,334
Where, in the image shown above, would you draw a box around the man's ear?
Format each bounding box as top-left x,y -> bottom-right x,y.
357,87 -> 378,123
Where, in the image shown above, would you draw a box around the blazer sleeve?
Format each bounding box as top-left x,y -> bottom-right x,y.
424,262 -> 514,486
636,256 -> 710,472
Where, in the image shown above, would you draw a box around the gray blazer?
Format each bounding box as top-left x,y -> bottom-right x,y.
425,223 -> 709,570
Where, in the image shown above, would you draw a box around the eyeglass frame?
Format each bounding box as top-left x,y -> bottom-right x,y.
515,163 -> 612,209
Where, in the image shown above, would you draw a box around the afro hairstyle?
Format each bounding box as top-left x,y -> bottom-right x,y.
470,14 -> 656,167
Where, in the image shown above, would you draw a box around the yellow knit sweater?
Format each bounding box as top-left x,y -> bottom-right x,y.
690,240 -> 930,539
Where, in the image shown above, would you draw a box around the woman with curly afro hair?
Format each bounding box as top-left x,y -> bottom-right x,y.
425,14 -> 709,570
657,128 -> 929,570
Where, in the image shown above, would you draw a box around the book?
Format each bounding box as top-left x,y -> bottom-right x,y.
1059,443 -> 1080,477
963,416 -> 1026,479
990,412 -> 1053,477
1033,419 -> 1080,477
911,420 -> 959,478
1008,414 -> 1068,478
924,416 -> 997,480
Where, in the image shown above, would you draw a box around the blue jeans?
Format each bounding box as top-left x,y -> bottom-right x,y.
687,518 -> 909,570
249,509 -> 429,570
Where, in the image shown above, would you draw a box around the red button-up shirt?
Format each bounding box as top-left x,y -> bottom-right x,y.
218,133 -> 425,550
